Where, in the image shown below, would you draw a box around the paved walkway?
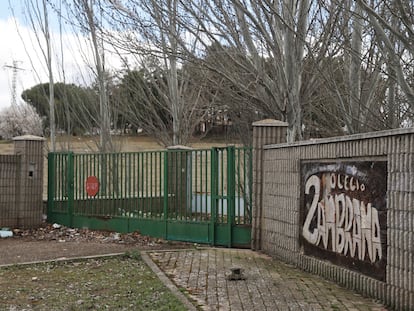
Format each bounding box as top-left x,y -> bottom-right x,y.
146,248 -> 388,311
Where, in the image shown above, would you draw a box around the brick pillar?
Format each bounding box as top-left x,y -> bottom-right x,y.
251,119 -> 288,250
13,135 -> 46,228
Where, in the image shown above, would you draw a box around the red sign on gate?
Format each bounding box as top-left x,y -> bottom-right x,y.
85,176 -> 99,197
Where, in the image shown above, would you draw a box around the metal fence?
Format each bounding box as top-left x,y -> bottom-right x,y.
48,146 -> 252,247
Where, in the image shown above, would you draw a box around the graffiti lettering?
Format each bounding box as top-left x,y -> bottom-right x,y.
328,173 -> 365,192
302,174 -> 382,263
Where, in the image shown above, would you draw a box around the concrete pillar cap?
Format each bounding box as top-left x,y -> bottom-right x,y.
167,145 -> 193,150
12,135 -> 46,141
252,119 -> 288,127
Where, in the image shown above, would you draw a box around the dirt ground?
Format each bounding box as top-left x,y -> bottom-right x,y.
0,224 -> 192,266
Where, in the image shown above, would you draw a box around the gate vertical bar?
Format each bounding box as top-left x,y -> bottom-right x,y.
47,153 -> 55,218
210,147 -> 218,245
248,147 -> 253,224
67,152 -> 74,227
163,150 -> 168,239
227,146 -> 236,247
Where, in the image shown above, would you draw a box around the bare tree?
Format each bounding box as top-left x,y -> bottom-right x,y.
312,1 -> 386,134
20,0 -> 56,150
177,0 -> 400,139
356,0 -> 414,108
348,1 -> 364,132
104,0 -> 210,146
71,0 -> 112,152
174,0 -> 350,141
17,0 -> 412,147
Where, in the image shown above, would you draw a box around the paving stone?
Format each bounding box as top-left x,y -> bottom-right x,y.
148,248 -> 388,311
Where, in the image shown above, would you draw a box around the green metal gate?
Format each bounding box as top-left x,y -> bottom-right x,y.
47,146 -> 252,247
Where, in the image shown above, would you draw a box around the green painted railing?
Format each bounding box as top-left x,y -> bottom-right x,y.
47,146 -> 252,247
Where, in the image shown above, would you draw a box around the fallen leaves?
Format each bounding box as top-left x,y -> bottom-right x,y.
11,224 -> 180,249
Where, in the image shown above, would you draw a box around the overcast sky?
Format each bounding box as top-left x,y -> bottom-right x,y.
0,1 -> 124,111
1,4 -> 29,110
0,2 -> 72,111
0,2 -> 54,110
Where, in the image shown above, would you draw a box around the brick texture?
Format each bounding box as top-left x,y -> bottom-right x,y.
254,127 -> 414,310
0,136 -> 45,228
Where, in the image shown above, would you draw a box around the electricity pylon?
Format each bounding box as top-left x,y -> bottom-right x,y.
3,60 -> 25,106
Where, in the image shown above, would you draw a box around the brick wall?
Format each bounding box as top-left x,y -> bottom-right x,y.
0,136 -> 45,228
254,125 -> 414,310
0,155 -> 20,227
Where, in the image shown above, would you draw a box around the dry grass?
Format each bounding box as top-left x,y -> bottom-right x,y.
0,134 -> 238,154
0,253 -> 186,310
49,134 -> 239,153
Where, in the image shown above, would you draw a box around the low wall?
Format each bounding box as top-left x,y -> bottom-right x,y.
258,127 -> 414,310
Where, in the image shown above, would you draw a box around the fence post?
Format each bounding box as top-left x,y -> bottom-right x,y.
47,152 -> 55,221
163,150 -> 169,239
251,120 -> 288,250
227,146 -> 236,247
210,147 -> 218,245
166,145 -> 193,220
13,135 -> 46,228
67,152 -> 74,227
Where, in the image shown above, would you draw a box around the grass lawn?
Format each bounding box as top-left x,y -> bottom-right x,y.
0,252 -> 186,310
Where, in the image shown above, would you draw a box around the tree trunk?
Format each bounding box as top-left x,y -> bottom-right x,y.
167,0 -> 180,145
348,2 -> 363,133
283,0 -> 308,142
43,0 -> 56,151
83,0 -> 111,152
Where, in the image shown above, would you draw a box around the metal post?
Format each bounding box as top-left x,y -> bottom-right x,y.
47,152 -> 55,221
163,151 -> 169,239
210,147 -> 218,245
67,152 -> 74,227
227,146 -> 236,247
